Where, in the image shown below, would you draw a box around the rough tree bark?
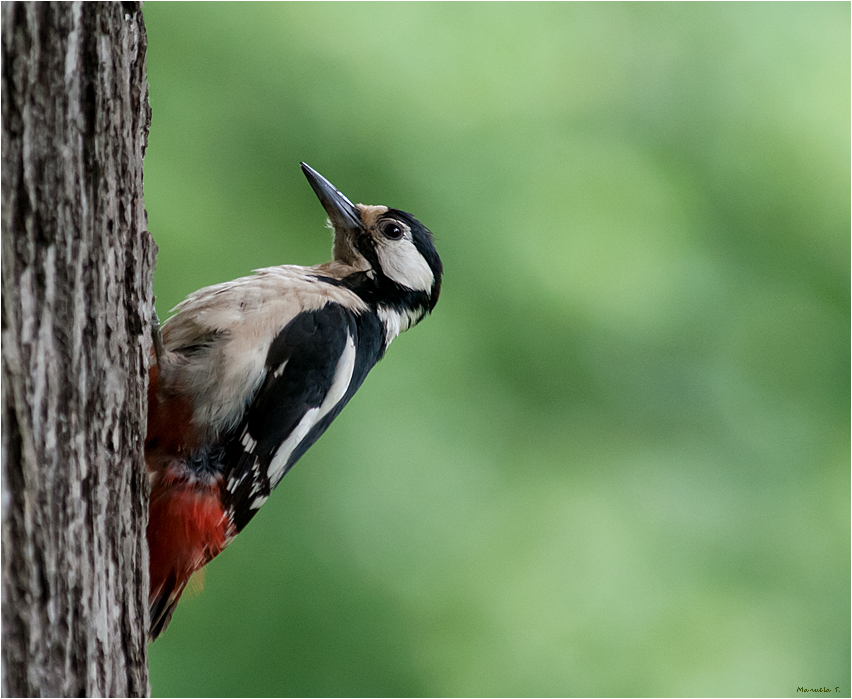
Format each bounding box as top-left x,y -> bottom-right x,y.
2,2 -> 153,696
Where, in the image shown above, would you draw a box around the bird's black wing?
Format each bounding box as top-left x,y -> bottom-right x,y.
220,302 -> 385,533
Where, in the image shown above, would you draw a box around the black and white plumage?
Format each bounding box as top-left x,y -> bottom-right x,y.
146,163 -> 442,639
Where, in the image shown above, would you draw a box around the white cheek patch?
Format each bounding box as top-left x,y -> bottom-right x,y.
266,332 -> 357,488
376,239 -> 434,293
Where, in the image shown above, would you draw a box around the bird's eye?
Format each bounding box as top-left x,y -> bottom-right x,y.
381,222 -> 404,240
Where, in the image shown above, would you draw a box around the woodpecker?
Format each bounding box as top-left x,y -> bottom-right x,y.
146,163 -> 442,640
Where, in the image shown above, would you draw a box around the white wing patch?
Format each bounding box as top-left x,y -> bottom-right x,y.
226,471 -> 247,493
265,407 -> 319,488
273,360 -> 288,378
266,332 -> 357,488
241,430 -> 258,454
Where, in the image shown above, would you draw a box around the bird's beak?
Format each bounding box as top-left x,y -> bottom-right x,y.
301,163 -> 362,232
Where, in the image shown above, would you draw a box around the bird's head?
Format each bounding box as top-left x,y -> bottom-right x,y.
301,162 -> 442,315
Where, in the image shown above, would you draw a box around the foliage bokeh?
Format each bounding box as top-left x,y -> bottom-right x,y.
143,4 -> 849,696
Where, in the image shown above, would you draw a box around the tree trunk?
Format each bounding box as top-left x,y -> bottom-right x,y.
1,2 -> 153,696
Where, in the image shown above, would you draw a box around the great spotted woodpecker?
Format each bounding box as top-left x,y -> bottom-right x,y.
146,163 -> 442,640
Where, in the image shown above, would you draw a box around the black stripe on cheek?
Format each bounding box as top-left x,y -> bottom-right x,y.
354,234 -> 381,272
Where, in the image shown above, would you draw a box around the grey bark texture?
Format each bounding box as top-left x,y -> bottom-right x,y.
1,2 -> 154,696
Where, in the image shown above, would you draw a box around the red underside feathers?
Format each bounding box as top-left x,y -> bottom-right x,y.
146,464 -> 232,640
146,365 -> 232,640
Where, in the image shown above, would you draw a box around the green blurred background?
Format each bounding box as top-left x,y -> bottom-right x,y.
143,3 -> 849,696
